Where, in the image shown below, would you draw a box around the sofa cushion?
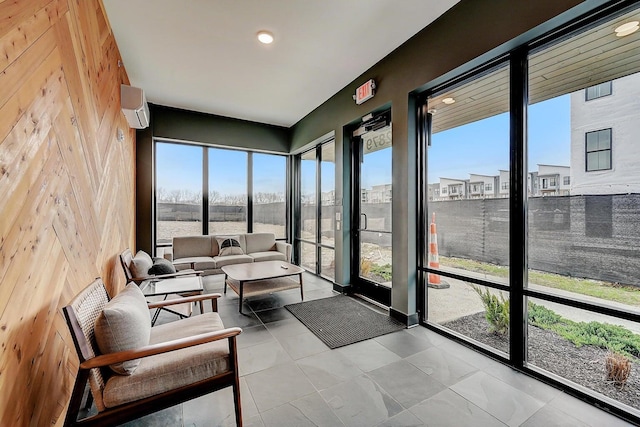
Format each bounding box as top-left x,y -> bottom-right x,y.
250,251 -> 287,263
214,254 -> 254,267
245,233 -> 276,254
173,236 -> 214,259
173,256 -> 216,271
102,313 -> 229,408
148,257 -> 177,275
130,251 -> 153,279
94,284 -> 151,375
216,236 -> 244,256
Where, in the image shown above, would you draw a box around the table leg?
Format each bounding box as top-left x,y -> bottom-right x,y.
199,300 -> 204,314
299,273 -> 304,301
224,274 -> 228,294
239,281 -> 244,314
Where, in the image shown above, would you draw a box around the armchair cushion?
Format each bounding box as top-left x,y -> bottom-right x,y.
216,236 -> 244,256
102,312 -> 230,408
148,257 -> 177,275
94,284 -> 151,375
130,250 -> 153,278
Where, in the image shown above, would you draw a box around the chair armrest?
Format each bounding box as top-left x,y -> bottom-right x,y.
147,293 -> 222,309
276,241 -> 292,262
80,327 -> 242,370
132,270 -> 204,283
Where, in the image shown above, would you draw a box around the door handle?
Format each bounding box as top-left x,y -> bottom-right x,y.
360,213 -> 368,230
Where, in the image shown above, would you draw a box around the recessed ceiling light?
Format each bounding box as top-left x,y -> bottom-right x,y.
257,31 -> 274,44
442,97 -> 455,105
614,21 -> 639,37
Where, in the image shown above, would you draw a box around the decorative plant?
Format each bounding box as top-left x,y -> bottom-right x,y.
471,284 -> 509,335
605,351 -> 632,390
360,259 -> 373,276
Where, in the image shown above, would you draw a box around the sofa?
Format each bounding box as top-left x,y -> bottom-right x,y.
163,232 -> 292,275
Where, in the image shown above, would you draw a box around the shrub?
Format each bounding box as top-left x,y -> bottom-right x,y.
471,285 -> 509,335
605,352 -> 632,389
360,259 -> 373,276
371,263 -> 392,281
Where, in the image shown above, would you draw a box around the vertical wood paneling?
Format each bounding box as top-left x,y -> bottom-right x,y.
0,0 -> 134,425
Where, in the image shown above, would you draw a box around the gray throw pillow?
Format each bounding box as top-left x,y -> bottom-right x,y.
130,250 -> 153,279
94,283 -> 151,375
216,236 -> 244,256
148,257 -> 176,275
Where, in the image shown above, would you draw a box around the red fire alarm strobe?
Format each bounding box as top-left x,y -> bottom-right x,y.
353,79 -> 376,105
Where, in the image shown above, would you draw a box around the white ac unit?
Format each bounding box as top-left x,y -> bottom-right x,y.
121,84 -> 150,129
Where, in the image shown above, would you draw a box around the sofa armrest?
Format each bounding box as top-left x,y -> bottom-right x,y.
161,248 -> 173,262
276,241 -> 292,262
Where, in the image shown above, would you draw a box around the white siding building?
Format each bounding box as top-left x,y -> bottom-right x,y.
535,164 -> 571,196
498,170 -> 510,198
468,174 -> 497,198
570,73 -> 640,195
439,178 -> 467,200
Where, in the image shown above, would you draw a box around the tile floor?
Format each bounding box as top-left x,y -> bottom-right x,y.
124,273 -> 634,427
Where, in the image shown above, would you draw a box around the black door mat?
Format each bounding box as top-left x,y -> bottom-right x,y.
285,295 -> 405,349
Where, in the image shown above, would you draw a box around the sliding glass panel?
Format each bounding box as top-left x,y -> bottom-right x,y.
320,247 -> 335,281
208,148 -> 247,235
300,241 -> 317,272
300,150 -> 317,242
156,142 -> 202,245
320,141 -> 336,247
253,153 -> 286,238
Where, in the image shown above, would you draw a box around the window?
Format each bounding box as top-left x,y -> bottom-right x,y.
501,182 -> 509,190
585,81 -> 612,100
542,178 -> 548,189
253,153 -> 287,238
585,129 -> 612,171
485,183 -> 492,191
549,177 -> 556,186
441,187 -> 447,194
450,186 -> 458,194
209,148 -> 247,234
563,176 -> 570,185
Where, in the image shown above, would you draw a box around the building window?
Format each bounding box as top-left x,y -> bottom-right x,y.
549,177 -> 557,186
542,178 -> 548,189
501,182 -> 509,190
563,176 -> 570,185
585,129 -> 612,172
485,183 -> 492,191
441,187 -> 447,194
585,81 -> 612,101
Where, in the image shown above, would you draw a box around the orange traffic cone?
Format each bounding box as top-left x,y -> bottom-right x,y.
428,213 -> 449,289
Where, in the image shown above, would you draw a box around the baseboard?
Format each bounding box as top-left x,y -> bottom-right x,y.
389,307 -> 419,327
333,282 -> 351,294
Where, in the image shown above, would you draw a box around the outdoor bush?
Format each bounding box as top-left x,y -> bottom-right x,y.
605,351 -> 632,389
527,302 -> 640,359
360,259 -> 372,276
471,285 -> 509,335
371,263 -> 392,281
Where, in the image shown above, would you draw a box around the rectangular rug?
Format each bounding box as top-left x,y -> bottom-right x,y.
285,295 -> 405,349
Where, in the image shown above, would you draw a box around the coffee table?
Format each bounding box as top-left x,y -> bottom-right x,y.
222,261 -> 304,313
139,275 -> 204,324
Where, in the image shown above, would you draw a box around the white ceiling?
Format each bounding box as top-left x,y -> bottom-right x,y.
103,0 -> 460,127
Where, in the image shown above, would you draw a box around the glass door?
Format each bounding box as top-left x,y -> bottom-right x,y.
352,111 -> 392,306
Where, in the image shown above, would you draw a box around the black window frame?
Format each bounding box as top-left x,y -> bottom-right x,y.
585,81 -> 612,101
585,128 -> 612,172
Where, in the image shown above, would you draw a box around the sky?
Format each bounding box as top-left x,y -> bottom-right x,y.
156,94 -> 571,195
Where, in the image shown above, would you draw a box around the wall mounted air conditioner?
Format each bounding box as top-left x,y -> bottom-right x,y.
121,84 -> 150,129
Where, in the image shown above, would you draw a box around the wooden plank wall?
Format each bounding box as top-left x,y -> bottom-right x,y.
0,0 -> 135,425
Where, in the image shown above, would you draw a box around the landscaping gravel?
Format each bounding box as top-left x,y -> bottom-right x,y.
443,312 -> 640,410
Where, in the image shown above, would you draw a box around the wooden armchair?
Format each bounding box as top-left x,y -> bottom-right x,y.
62,278 -> 242,426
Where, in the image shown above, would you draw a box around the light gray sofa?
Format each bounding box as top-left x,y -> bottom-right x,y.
163,233 -> 292,275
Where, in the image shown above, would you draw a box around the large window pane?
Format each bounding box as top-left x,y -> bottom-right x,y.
300,150 -> 317,242
253,153 -> 286,238
300,241 -> 316,272
209,148 -> 247,234
320,142 -> 336,246
156,142 -> 202,245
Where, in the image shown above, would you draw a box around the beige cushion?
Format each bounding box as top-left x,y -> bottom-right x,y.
250,251 -> 286,262
214,254 -> 253,267
94,284 -> 151,375
102,313 -> 230,408
215,236 -> 244,256
173,256 -> 216,271
173,236 -> 214,259
130,251 -> 153,278
245,233 -> 276,254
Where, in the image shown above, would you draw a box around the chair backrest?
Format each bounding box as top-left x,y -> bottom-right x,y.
63,278 -> 111,412
119,249 -> 134,281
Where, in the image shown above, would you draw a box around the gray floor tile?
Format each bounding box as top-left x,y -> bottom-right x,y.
261,392 -> 344,427
182,378 -> 256,426
217,305 -> 263,328
120,405 -> 182,426
520,405 -> 590,427
437,339 -> 503,370
405,326 -> 449,346
548,393 -> 635,427
450,372 -> 544,426
320,374 -> 404,427
244,362 -> 316,412
239,340 -> 292,376
264,317 -> 312,339
237,324 -> 276,349
376,410 -> 424,427
368,360 -> 446,408
374,330 -> 433,358
483,363 -> 561,403
277,331 -> 330,360
405,346 -> 477,387
297,349 -> 363,391
255,307 -> 295,323
410,389 -> 506,427
337,339 -> 402,372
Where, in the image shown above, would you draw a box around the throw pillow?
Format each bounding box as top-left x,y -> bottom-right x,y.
130,250 -> 153,279
216,235 -> 244,256
148,257 -> 176,275
94,283 -> 151,375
